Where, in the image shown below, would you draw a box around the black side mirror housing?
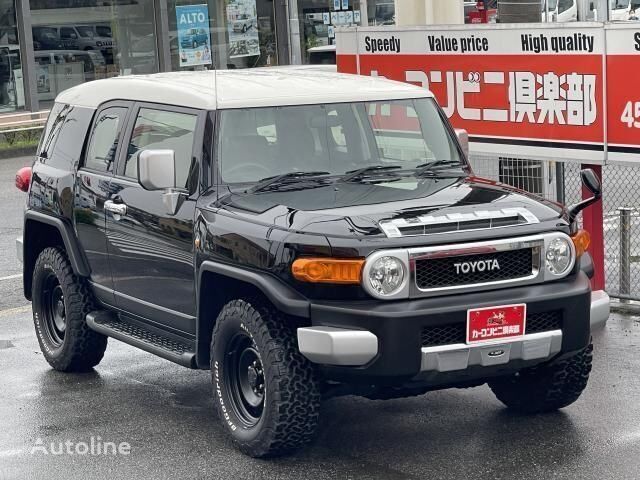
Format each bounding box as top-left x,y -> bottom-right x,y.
567,168 -> 602,224
581,168 -> 601,197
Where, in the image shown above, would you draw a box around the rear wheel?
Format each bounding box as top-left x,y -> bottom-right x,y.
211,299 -> 320,457
32,247 -> 107,372
488,344 -> 593,413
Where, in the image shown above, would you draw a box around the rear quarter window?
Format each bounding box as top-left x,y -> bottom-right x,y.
37,103 -> 93,171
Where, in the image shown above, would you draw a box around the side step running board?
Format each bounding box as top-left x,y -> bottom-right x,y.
86,311 -> 196,368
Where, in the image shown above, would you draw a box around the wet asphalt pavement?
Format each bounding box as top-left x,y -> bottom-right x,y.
1,156 -> 639,480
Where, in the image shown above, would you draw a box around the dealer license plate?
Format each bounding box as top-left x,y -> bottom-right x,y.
466,304 -> 526,344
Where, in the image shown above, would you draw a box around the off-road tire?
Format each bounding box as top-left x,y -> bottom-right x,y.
211,299 -> 321,457
32,247 -> 107,372
488,344 -> 593,413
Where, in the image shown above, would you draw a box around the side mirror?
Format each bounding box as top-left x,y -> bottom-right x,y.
138,149 -> 176,190
567,168 -> 602,224
581,168 -> 601,197
455,129 -> 469,159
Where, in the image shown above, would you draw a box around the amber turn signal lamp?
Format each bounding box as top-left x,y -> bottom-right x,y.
571,229 -> 591,258
292,258 -> 365,284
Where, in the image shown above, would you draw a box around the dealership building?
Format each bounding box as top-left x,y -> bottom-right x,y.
0,0 -> 408,119
0,0 -> 615,120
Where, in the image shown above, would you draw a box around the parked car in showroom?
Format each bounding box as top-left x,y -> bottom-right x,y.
232,14 -> 256,33
180,27 -> 209,48
32,26 -> 76,51
15,68 -> 608,458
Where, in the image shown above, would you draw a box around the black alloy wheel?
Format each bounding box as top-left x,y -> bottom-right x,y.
40,272 -> 67,347
224,331 -> 266,427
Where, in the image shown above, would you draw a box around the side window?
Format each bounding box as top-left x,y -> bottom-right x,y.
124,108 -> 198,191
60,27 -> 76,40
84,107 -> 127,173
37,103 -> 64,159
38,103 -> 94,170
559,0 -> 573,12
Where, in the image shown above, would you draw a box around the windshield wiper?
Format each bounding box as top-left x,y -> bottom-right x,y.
414,159 -> 465,177
339,165 -> 403,183
246,171 -> 330,193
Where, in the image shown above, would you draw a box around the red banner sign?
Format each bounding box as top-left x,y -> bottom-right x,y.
337,23 -> 640,164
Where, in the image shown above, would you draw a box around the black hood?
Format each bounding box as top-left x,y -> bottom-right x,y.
212,176 -> 565,239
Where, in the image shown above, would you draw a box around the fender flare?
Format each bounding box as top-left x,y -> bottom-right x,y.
24,210 -> 91,277
197,261 -> 310,319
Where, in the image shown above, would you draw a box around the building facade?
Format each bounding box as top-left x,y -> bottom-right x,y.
0,0 -> 396,117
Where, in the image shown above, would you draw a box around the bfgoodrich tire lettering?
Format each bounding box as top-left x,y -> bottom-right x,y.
211,299 -> 321,457
488,343 -> 593,413
32,247 -> 107,372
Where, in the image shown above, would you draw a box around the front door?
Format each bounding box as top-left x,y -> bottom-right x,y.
106,103 -> 204,334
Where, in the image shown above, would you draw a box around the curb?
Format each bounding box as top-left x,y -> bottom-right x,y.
0,146 -> 37,160
610,299 -> 640,315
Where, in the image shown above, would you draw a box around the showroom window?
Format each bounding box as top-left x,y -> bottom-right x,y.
296,0 -> 366,63
167,0 -> 279,71
367,0 -> 395,25
29,0 -> 159,108
0,0 -> 25,113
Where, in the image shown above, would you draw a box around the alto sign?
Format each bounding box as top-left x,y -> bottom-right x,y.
336,23 -> 640,164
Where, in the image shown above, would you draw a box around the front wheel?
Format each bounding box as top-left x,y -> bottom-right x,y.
211,299 -> 320,457
488,344 -> 593,413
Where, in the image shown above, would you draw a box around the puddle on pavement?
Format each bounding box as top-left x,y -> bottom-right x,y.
0,340 -> 15,349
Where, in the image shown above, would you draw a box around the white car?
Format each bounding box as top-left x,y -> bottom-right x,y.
610,0 -> 640,20
541,0 -> 578,22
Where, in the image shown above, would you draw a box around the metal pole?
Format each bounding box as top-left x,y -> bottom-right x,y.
619,207 -> 632,301
582,164 -> 605,291
555,161 -> 565,205
154,0 -> 172,73
15,0 -> 39,113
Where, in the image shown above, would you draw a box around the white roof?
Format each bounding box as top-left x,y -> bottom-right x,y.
55,68 -> 432,110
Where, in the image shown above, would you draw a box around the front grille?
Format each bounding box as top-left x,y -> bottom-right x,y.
421,323 -> 467,347
526,310 -> 562,334
415,248 -> 533,290
420,310 -> 562,347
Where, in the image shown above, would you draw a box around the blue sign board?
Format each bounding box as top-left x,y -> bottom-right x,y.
176,4 -> 213,67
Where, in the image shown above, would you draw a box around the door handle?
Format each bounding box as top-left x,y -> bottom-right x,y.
104,200 -> 127,217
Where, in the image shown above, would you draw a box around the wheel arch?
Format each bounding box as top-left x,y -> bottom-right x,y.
195,261 -> 309,368
23,210 -> 91,300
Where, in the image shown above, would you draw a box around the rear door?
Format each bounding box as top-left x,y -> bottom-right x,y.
75,101 -> 131,305
106,103 -> 204,334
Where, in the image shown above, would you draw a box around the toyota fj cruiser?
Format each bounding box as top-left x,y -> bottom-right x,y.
16,69 -> 609,458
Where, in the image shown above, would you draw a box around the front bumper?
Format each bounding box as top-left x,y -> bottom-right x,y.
297,273 -> 600,385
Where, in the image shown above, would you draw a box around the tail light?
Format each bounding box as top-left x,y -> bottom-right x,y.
15,166 -> 31,192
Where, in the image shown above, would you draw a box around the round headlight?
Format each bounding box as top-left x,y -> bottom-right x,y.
545,237 -> 572,275
367,256 -> 405,296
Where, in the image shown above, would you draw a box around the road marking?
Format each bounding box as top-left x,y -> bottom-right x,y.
0,274 -> 22,281
0,448 -> 24,457
0,305 -> 30,317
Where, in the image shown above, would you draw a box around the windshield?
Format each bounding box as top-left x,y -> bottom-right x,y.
218,98 -> 463,184
611,0 -> 630,8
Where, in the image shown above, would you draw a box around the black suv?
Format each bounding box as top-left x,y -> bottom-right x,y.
16,69 -> 608,458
